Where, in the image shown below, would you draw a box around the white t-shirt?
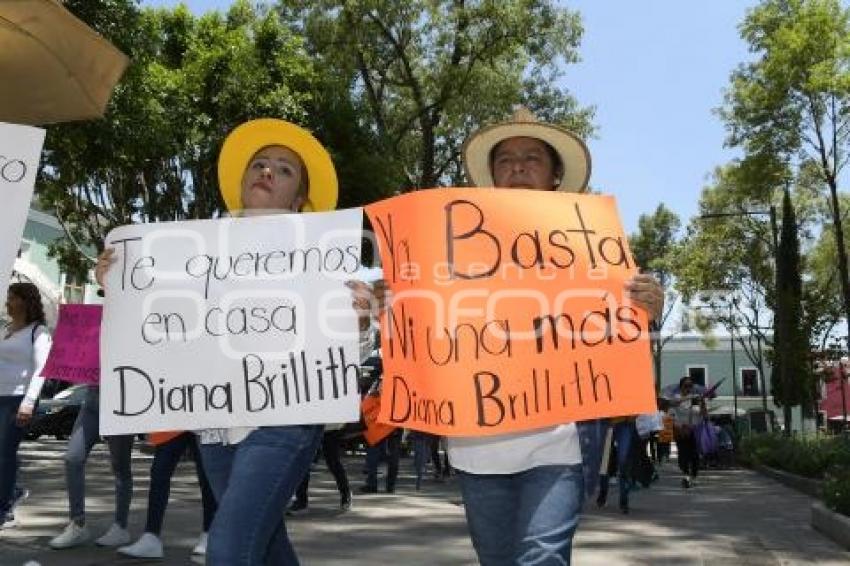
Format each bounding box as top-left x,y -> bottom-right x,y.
669,393 -> 700,427
448,423 -> 582,475
0,323 -> 51,409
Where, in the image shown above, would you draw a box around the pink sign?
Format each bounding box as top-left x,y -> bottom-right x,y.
42,304 -> 102,384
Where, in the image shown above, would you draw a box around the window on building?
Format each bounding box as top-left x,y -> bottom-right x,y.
687,366 -> 707,388
741,368 -> 760,397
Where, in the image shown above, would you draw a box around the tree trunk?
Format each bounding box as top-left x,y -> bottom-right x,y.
418,113 -> 437,188
828,182 -> 850,433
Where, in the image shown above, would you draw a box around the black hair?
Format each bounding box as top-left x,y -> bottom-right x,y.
7,282 -> 46,327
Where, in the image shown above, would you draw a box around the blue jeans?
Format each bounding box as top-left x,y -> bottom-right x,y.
0,396 -> 25,516
146,432 -> 216,535
200,425 -> 323,565
364,428 -> 401,492
597,420 -> 634,507
458,464 -> 585,566
64,386 -> 134,526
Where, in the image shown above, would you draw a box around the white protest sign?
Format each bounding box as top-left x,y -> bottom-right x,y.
0,122 -> 46,305
100,209 -> 365,434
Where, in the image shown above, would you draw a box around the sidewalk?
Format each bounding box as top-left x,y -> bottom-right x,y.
576,461 -> 850,565
0,439 -> 475,565
1,440 -> 848,565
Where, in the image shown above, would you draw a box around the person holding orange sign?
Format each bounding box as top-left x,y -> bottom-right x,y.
353,106 -> 663,564
447,108 -> 663,566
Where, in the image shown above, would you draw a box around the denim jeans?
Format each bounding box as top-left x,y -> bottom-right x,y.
0,395 -> 25,516
145,432 -> 216,535
458,464 -> 585,566
364,428 -> 401,492
411,432 -> 445,489
597,420 -> 634,507
64,386 -> 134,526
200,425 -> 323,565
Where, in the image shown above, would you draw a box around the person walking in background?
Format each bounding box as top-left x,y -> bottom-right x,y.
117,431 -> 216,559
48,385 -> 135,549
360,428 -> 402,494
411,432 -> 451,489
288,425 -> 352,513
667,377 -> 706,488
0,282 -> 51,528
656,399 -> 674,464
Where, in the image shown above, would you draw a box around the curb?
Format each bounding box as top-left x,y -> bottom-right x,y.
812,502 -> 850,551
754,464 -> 822,498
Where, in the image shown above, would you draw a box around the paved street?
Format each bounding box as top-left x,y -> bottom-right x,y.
0,439 -> 847,565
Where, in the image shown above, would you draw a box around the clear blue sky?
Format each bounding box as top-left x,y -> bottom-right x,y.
565,1 -> 755,234
145,1 -> 756,234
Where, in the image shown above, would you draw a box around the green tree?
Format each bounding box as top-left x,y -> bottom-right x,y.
673,166 -> 777,408
287,0 -> 595,191
629,204 -> 682,392
721,0 -> 850,351
771,187 -> 812,434
37,0 -> 317,280
674,163 -> 830,418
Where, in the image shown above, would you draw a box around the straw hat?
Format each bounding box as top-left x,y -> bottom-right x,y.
217,118 -> 338,212
462,106 -> 591,192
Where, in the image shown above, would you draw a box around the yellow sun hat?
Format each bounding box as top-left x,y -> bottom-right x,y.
217,118 -> 338,212
462,106 -> 591,193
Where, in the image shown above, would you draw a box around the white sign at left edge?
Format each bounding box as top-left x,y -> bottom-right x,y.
0,122 -> 46,305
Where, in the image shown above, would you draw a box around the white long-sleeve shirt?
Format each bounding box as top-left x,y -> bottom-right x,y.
0,323 -> 51,410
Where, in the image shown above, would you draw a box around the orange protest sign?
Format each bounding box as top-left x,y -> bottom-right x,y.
361,394 -> 396,446
364,188 -> 656,437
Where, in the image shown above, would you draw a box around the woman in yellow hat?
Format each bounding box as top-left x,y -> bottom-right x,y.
95,118 -> 365,565
199,119 -> 342,566
215,118 -> 339,215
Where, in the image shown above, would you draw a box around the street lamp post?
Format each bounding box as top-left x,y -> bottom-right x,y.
698,207 -> 778,249
728,298 -> 739,433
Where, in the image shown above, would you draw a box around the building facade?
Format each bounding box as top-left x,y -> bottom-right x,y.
6,207 -> 99,326
660,333 -> 813,433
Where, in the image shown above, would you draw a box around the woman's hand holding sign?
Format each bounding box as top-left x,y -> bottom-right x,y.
346,279 -> 390,331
